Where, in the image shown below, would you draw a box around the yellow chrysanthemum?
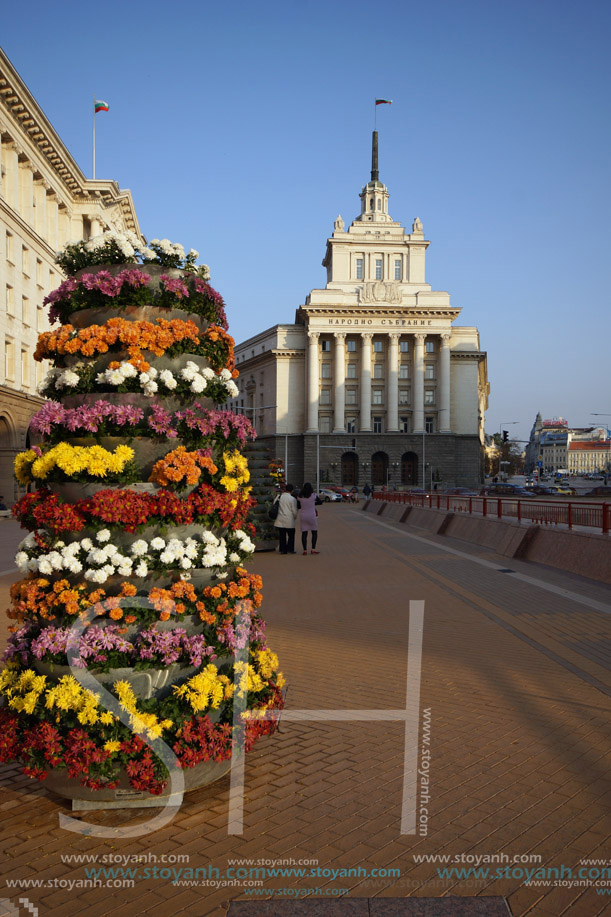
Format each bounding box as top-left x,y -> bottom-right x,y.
104,740 -> 122,753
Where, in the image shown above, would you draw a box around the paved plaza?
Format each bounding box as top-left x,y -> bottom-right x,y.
0,505 -> 610,917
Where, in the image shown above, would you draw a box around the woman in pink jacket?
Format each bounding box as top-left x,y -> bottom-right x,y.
299,482 -> 320,554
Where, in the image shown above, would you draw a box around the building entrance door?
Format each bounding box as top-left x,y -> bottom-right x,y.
341,452 -> 358,485
401,452 -> 418,485
372,451 -> 388,487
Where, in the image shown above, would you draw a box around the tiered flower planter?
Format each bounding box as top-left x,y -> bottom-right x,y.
1,239 -> 284,806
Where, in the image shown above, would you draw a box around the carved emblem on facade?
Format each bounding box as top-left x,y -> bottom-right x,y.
358,282 -> 402,304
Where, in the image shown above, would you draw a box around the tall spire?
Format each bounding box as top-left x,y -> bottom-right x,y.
371,130 -> 379,182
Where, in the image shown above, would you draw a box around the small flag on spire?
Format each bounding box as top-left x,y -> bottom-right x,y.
375,99 -> 392,106
94,100 -> 109,113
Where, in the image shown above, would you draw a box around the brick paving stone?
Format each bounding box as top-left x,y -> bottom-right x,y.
1,507 -> 610,916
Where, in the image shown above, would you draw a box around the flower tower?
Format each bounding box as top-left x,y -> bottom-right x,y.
1,233 -> 284,802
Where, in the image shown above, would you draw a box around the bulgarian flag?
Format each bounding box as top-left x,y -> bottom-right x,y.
94,100 -> 109,113
375,99 -> 392,105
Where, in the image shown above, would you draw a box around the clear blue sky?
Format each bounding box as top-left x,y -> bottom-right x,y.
3,0 -> 610,444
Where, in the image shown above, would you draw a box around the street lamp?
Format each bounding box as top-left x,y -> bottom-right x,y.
422,409 -> 449,489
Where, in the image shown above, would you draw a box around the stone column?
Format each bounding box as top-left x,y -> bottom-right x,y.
387,332 -> 400,432
413,333 -> 426,433
333,332 -> 346,432
18,160 -> 34,224
90,216 -> 101,237
34,179 -> 48,239
440,333 -> 452,432
47,193 -> 59,251
360,332 -> 372,432
2,141 -> 19,209
306,331 -> 320,432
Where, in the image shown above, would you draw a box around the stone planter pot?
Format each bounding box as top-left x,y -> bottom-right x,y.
60,392 -> 187,413
43,756 -> 233,806
74,262 -> 182,289
50,481 -> 158,502
33,660 -> 202,701
75,567 -> 219,593
70,306 -> 208,332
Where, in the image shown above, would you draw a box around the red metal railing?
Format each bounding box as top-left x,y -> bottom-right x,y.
371,491 -> 611,535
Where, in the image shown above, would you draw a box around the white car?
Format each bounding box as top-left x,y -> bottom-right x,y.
319,488 -> 342,502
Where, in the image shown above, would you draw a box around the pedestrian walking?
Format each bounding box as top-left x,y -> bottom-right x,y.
299,482 -> 321,554
274,483 -> 299,554
363,483 -> 371,499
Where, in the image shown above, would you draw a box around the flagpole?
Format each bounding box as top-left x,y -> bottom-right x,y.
92,93 -> 96,180
374,98 -> 377,132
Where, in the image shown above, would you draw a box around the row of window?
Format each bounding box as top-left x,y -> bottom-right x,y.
3,285 -> 49,328
3,338 -> 36,387
320,388 -> 437,406
5,232 -> 49,284
320,363 -> 436,380
321,339 -> 436,353
319,416 -> 437,434
354,258 -> 403,281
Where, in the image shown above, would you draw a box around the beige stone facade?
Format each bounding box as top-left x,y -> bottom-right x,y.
230,135 -> 489,489
0,49 -> 140,505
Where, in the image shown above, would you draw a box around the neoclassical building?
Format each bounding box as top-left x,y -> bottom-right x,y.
230,133 -> 489,489
0,48 -> 140,503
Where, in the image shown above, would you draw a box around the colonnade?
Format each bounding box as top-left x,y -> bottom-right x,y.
307,331 -> 451,434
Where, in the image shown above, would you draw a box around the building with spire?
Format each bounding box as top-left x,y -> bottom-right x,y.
229,132 -> 489,489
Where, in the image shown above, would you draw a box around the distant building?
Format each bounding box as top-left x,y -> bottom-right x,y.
525,412 -> 608,474
0,48 -> 141,503
230,132 -> 489,490
568,440 -> 611,475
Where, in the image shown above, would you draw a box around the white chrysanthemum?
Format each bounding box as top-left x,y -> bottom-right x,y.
57,370 -> 80,388
117,567 -> 132,578
96,529 -> 111,543
122,362 -> 138,378
188,249 -> 199,259
180,361 -> 198,382
229,553 -> 240,563
150,537 -> 165,550
202,368 -> 216,381
190,376 -> 206,393
220,368 -> 232,381
180,558 -> 193,569
15,552 -> 28,570
226,381 -> 239,398
48,552 -> 63,570
143,382 -> 158,396
140,247 -> 156,260
130,540 -> 148,557
108,370 -> 125,386
135,561 -> 148,577
80,538 -> 93,552
103,544 -> 119,558
27,559 -> 39,573
68,561 -> 83,574
200,265 -> 210,280
89,548 -> 108,565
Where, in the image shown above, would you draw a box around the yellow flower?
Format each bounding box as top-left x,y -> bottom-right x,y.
100,712 -> 115,726
14,450 -> 36,484
104,740 -> 121,753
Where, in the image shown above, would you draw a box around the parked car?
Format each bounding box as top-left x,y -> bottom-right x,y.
481,484 -> 535,498
318,488 -> 342,502
529,485 -> 555,495
328,486 -> 352,501
442,487 -> 479,496
549,485 -> 577,496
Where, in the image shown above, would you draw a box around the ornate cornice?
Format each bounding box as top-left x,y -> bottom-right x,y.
0,51 -> 140,234
297,305 -> 460,321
